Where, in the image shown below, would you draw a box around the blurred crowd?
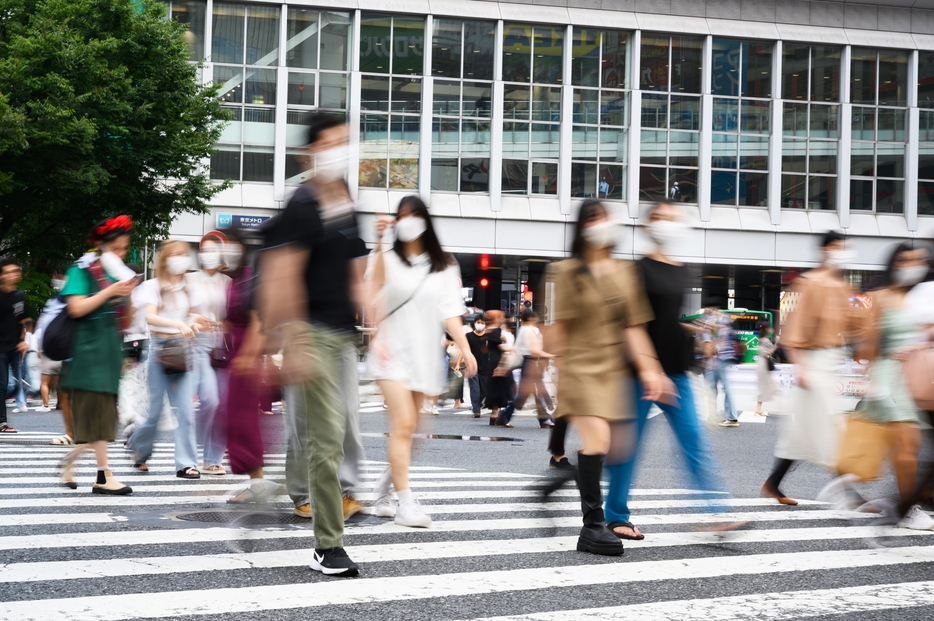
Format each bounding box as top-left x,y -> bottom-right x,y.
4,112 -> 934,578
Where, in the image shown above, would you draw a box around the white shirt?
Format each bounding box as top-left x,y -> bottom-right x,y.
516,325 -> 542,357
124,286 -> 149,341
904,281 -> 934,326
186,270 -> 231,323
138,278 -> 201,334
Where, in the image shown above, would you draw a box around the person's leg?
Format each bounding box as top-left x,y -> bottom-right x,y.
0,351 -> 9,427
570,415 -> 621,555
548,416 -> 569,458
469,375 -> 481,415
338,342 -> 363,498
165,371 -> 198,473
605,380 -> 651,533
192,350 -> 224,468
891,422 -> 922,506
762,458 -> 798,504
717,365 -> 738,421
11,353 -> 25,409
302,326 -> 347,551
40,374 -> 51,408
379,380 -> 419,493
127,353 -> 168,464
59,387 -> 73,439
284,383 -> 310,508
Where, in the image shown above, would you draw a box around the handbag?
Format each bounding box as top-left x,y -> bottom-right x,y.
123,338 -> 146,362
157,336 -> 190,374
766,357 -> 776,372
210,333 -> 230,369
905,346 -> 934,410
42,307 -> 77,362
836,414 -> 893,482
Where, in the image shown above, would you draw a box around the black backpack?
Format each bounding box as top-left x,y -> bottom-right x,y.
42,306 -> 76,361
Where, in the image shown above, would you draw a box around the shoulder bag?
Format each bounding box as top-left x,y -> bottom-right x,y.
906,345 -> 934,410
155,283 -> 192,374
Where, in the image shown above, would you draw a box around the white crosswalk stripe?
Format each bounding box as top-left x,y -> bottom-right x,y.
2,442 -> 934,621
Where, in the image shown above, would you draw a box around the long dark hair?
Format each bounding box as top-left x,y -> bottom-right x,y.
393,195 -> 452,273
570,199 -> 609,258
879,241 -> 924,289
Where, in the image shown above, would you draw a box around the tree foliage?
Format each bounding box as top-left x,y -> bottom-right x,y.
0,0 -> 228,266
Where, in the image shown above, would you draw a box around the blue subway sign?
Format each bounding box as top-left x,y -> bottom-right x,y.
216,214 -> 270,230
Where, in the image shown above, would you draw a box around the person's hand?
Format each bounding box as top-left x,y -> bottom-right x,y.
796,369 -> 808,391
176,321 -> 195,338
193,315 -> 214,331
463,352 -> 478,378
230,352 -> 257,376
15,341 -> 28,354
640,371 -> 678,405
106,279 -> 135,299
375,217 -> 394,243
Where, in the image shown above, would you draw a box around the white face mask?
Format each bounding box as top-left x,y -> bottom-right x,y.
225,245 -> 243,269
51,278 -> 65,292
647,220 -> 689,252
474,323 -> 486,332
314,145 -> 349,183
893,265 -> 928,287
581,221 -> 619,249
98,251 -> 136,282
166,255 -> 191,276
825,249 -> 856,269
199,250 -> 221,270
395,217 -> 427,243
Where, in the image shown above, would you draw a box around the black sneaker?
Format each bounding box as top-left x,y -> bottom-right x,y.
310,547 -> 359,577
549,456 -> 575,470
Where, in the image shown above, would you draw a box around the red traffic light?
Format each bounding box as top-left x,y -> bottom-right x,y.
479,277 -> 490,288
480,254 -> 490,269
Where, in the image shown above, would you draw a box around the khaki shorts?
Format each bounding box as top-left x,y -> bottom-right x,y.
40,355 -> 62,376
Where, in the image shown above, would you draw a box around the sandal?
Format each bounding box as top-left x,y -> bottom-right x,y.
0,423 -> 18,433
608,521 -> 645,541
49,434 -> 74,445
201,465 -> 226,476
176,467 -> 200,479
133,461 -> 149,472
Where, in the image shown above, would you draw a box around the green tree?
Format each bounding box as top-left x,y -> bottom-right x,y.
0,0 -> 228,267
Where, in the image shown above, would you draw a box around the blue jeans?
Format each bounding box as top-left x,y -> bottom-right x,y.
705,362 -> 737,421
605,374 -> 729,524
469,374 -> 487,414
0,350 -> 22,423
127,339 -> 198,471
190,346 -> 225,466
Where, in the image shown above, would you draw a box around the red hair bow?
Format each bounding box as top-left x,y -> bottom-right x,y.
96,215 -> 133,237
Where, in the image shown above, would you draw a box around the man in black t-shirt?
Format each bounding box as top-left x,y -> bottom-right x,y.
0,258 -> 29,432
257,114 -> 364,578
465,315 -> 491,417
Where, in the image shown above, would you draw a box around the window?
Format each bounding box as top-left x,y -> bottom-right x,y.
431,19 -> 495,193
710,39 -> 772,207
780,44 -> 841,209
359,14 -> 424,190
639,35 -> 703,203
919,53 -> 934,216
570,28 -> 629,200
210,3 -> 280,183
849,48 -> 908,213
502,23 -> 563,195
169,0 -> 207,61
283,10 -> 352,184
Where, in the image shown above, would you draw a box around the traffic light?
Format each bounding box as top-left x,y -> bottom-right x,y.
479,277 -> 490,288
479,254 -> 490,269
522,283 -> 533,308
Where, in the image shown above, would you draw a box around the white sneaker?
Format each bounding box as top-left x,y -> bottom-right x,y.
395,498 -> 432,528
431,405 -> 440,415
11,407 -> 27,413
898,505 -> 934,531
373,494 -> 396,518
35,406 -> 52,413
816,474 -> 860,510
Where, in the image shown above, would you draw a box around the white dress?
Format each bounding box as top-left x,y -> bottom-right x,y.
367,250 -> 465,396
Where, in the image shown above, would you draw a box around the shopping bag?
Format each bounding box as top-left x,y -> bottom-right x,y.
836,415 -> 893,482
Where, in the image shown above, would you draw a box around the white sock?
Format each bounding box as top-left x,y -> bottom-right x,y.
397,489 -> 413,503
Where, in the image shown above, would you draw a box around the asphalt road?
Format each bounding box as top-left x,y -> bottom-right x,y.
2,384 -> 934,621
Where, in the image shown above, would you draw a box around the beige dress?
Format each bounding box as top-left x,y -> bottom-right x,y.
550,258 -> 653,421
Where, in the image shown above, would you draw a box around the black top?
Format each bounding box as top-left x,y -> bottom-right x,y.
637,257 -> 692,376
0,288 -> 28,353
263,184 -> 368,332
466,330 -> 494,376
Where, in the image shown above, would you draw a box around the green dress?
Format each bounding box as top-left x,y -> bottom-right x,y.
860,305 -> 924,424
59,265 -> 123,395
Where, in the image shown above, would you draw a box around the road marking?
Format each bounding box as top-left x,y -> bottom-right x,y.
0,471 -> 542,485
3,546 -> 934,620
737,410 -> 768,423
0,513 -> 128,527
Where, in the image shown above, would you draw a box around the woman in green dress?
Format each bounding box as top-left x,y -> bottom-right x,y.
58,216 -> 137,494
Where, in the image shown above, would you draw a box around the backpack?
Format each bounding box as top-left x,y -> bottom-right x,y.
41,298 -> 76,361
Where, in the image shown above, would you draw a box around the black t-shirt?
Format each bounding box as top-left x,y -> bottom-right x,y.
263,184 -> 368,332
637,258 -> 692,376
466,330 -> 494,376
0,289 -> 28,353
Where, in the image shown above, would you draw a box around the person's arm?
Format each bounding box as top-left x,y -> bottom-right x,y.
145,303 -> 195,337
446,317 -> 478,378
625,324 -> 676,403
231,311 -> 267,375
67,280 -> 135,319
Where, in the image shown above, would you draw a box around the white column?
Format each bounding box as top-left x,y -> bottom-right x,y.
627,30 -> 642,219
698,35 -> 713,222
489,20 -> 504,212
201,0 -> 215,186
907,49 -> 920,232
348,10 -> 362,203
768,40 -> 782,225
418,15 -> 434,205
558,24 -> 573,216
837,45 -> 851,229
273,5 -> 288,203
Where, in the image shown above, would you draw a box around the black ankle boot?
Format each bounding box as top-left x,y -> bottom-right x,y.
575,452 -> 623,556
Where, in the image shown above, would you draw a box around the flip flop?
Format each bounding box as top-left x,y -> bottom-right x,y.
0,424 -> 18,433
608,521 -> 645,540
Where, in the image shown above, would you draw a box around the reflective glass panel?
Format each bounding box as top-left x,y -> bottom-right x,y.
712,134 -> 738,169
641,94 -> 668,129
741,100 -> 770,134
640,36 -> 669,91
920,52 -> 934,109
740,136 -> 769,170
390,78 -> 422,113
711,39 -> 741,97
286,8 -> 318,69
432,20 -> 462,79
503,85 -> 530,120
877,144 -> 905,178
503,23 -> 532,82
361,76 -> 391,112
393,18 -> 425,76
782,44 -> 809,100
463,82 -> 493,118
360,14 -> 392,74
712,98 -> 738,132
850,48 -> 877,105
850,179 -> 873,210
431,158 -> 458,191
602,31 -> 627,89
639,166 -> 667,201
711,170 -> 737,205
572,126 -> 598,161
212,3 -> 244,65
876,179 -> 904,213
532,26 -> 564,84
671,37 -> 703,94
851,107 -> 875,141
600,90 -> 627,126
879,50 -> 908,107
668,131 -> 699,167
572,28 -> 601,88
461,157 -> 490,192
242,146 -> 274,182
850,143 -> 875,177
598,164 -> 625,199
502,159 -> 528,193
319,72 -> 347,108
811,46 -> 840,102
599,128 -> 626,163
433,80 -> 460,115
743,40 -> 772,98
878,108 -> 906,142
640,130 -> 666,165
245,5 -> 279,66
530,161 -> 558,194
668,168 -> 697,202
463,21 -> 495,81
781,174 -> 806,208
782,102 -> 808,136
571,162 -> 598,197
320,12 -> 352,71
810,105 -> 838,139
670,95 -> 700,130
808,175 -> 835,210
172,0 -> 206,61
919,181 -> 934,215
739,172 -> 768,206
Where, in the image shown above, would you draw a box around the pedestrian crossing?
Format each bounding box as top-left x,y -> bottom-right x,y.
2,443 -> 934,620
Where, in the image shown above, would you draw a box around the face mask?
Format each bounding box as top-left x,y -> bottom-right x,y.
314,145 -> 349,183
199,251 -> 221,270
825,249 -> 856,269
99,251 -> 136,282
647,220 -> 689,252
166,255 -> 191,276
474,323 -> 486,332
581,221 -> 619,249
893,265 -> 928,287
225,246 -> 243,269
51,278 -> 65,292
395,217 -> 427,243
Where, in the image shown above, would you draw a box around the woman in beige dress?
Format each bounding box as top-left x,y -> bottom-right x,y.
548,199 -> 674,556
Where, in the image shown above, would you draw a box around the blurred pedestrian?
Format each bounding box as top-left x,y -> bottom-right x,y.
761,231 -> 865,505
57,216 -> 137,494
367,195 -> 477,528
703,297 -> 740,427
0,257 -> 30,429
466,314 -> 491,418
440,332 -> 465,409
495,309 -> 555,428
754,323 -> 778,417
547,199 -> 673,556
486,311 -> 517,424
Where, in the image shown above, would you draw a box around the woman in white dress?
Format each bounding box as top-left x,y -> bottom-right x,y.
754,325 -> 779,417
368,196 -> 477,528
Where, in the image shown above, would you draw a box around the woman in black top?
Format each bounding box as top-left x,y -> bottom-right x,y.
603,201 -> 733,540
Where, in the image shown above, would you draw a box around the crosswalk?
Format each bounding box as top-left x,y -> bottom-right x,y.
2,441 -> 934,620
